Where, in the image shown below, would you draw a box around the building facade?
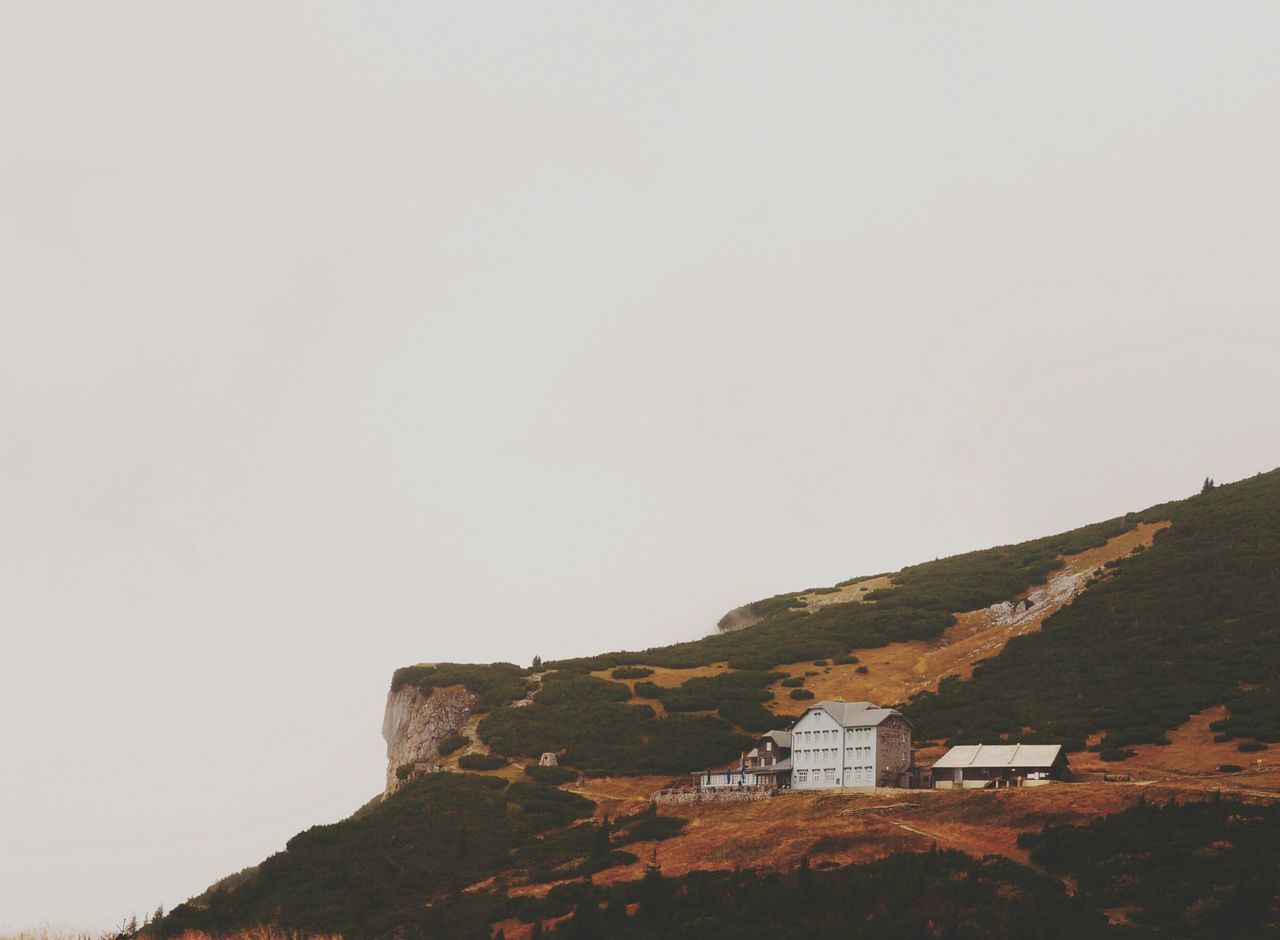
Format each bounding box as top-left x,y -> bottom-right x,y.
789,701 -> 913,790
695,730 -> 792,790
930,743 -> 1067,788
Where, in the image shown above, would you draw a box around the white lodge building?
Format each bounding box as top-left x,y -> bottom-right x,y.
789,700 -> 913,789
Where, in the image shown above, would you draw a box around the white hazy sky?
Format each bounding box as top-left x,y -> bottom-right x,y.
2,2 -> 1279,929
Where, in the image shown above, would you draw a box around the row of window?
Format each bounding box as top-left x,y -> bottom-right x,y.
795,766 -> 875,785
795,726 -> 874,745
796,745 -> 873,765
795,769 -> 837,784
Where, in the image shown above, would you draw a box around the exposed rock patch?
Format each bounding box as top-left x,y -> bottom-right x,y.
382,683 -> 476,796
716,605 -> 764,633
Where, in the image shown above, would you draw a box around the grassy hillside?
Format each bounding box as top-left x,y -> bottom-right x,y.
906,470 -> 1280,755
156,468 -> 1280,937
479,470 -> 1280,776
162,774 -> 599,936
472,511 -> 1148,775
160,792 -> 1280,938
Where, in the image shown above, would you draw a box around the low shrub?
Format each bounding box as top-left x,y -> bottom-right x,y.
1238,741 -> 1267,753
1218,764 -> 1244,773
834,654 -> 860,665
1099,749 -> 1135,762
611,666 -> 654,680
718,699 -> 780,733
633,681 -> 664,699
438,732 -> 469,756
390,662 -> 528,713
458,753 -> 507,770
790,688 -> 815,701
615,806 -> 687,843
524,763 -> 578,785
781,677 -> 805,688
855,665 -> 870,674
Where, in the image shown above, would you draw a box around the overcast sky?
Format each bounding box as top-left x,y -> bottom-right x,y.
3,2 -> 1279,930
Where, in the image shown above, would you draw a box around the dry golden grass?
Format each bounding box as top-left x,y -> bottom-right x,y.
1069,705 -> 1244,775
562,774 -> 680,821
575,775 -> 1280,896
767,523 -> 1170,715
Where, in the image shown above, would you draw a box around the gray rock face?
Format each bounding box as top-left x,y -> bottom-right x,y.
717,605 -> 763,633
381,683 -> 475,796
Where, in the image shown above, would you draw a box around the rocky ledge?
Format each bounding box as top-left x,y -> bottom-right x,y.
381,682 -> 476,796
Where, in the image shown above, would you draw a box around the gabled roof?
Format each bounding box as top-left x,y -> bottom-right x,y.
807,700 -> 911,729
760,729 -> 792,748
931,743 -> 1064,770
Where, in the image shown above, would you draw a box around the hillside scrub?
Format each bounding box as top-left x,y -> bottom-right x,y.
906,470 -> 1280,753
715,593 -> 804,631
634,669 -> 784,731
541,848 -> 1106,938
551,516 -> 1132,675
390,662 -> 528,713
1019,797 -> 1280,935
450,513 -> 1143,778
162,791 -> 1280,937
524,763 -> 578,785
611,666 -> 655,680
478,673 -> 750,774
458,753 -> 507,770
436,732 -> 469,756
159,773 -> 594,937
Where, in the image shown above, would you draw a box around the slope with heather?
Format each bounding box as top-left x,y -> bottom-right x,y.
156,468 -> 1280,937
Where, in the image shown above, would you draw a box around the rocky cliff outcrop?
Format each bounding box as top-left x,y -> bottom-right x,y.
716,604 -> 764,633
381,683 -> 476,796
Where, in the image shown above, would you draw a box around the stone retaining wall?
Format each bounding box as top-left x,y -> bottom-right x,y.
653,787 -> 775,806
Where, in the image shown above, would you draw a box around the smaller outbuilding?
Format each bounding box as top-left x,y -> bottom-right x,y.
695,730 -> 793,791
538,752 -> 559,767
931,743 -> 1067,789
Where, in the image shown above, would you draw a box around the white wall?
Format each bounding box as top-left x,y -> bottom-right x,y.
790,708 -> 879,789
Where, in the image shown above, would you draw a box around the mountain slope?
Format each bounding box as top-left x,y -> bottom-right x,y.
158,468 -> 1280,938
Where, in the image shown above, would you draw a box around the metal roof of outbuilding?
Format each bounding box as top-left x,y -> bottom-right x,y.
931,743 -> 1064,769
